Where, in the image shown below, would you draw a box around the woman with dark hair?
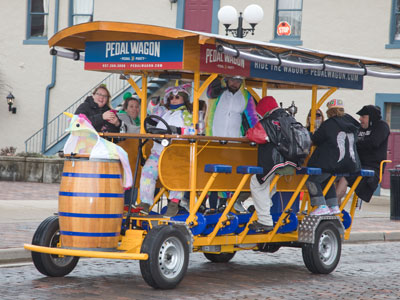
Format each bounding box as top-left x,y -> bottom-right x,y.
118,94 -> 141,133
75,84 -> 120,133
306,108 -> 325,131
138,83 -> 193,217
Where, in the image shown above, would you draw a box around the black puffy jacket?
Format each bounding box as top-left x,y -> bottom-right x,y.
356,105 -> 390,170
307,114 -> 361,174
75,96 -> 120,133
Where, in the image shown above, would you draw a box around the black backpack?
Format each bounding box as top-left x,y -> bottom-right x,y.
263,109 -> 312,165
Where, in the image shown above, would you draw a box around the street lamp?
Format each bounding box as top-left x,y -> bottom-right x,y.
218,5 -> 264,38
6,92 -> 16,114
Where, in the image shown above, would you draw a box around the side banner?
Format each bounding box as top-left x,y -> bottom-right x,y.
85,40 -> 184,70
200,44 -> 363,89
250,62 -> 363,90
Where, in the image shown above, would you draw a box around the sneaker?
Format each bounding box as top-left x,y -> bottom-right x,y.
164,201 -> 179,217
310,205 -> 330,216
248,221 -> 274,233
233,199 -> 247,213
138,203 -> 150,215
329,206 -> 341,215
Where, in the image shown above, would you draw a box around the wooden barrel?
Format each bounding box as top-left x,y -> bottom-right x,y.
58,157 -> 124,249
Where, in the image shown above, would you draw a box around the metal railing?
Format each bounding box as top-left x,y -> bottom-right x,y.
25,74 -> 137,153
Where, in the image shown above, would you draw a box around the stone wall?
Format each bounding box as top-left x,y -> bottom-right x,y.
0,156 -> 64,183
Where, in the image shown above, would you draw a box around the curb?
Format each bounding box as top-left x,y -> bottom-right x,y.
345,231 -> 400,243
0,248 -> 31,264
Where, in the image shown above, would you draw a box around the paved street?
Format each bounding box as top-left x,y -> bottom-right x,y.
1,242 -> 399,300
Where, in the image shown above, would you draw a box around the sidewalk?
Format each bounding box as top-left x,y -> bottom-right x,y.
0,181 -> 399,263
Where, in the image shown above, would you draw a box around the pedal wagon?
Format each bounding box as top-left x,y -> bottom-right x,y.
24,21 -> 396,289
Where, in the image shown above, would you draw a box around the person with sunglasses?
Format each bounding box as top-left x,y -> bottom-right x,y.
75,84 -> 121,133
138,83 -> 193,217
306,108 -> 325,132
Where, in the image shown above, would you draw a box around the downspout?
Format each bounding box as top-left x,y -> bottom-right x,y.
41,0 -> 59,153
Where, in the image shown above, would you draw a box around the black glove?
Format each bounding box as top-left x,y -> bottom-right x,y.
169,125 -> 182,134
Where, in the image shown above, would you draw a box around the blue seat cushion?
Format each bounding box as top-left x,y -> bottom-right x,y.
204,164 -> 232,174
236,165 -> 264,174
296,167 -> 322,175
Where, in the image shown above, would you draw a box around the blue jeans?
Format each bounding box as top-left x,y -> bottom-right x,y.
306,173 -> 338,207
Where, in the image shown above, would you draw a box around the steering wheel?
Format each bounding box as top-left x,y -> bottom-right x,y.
144,115 -> 172,145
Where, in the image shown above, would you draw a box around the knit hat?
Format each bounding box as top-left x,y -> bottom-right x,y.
123,92 -> 132,100
326,99 -> 344,109
256,96 -> 279,118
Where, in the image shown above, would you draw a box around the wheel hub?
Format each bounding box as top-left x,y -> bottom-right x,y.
158,237 -> 184,279
318,230 -> 337,265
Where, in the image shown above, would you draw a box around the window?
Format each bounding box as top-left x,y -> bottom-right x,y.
387,0 -> 400,48
271,0 -> 303,46
69,0 -> 94,26
386,103 -> 400,130
25,0 -> 49,43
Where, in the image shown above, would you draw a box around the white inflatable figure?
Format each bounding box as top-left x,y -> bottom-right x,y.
63,112 -> 133,189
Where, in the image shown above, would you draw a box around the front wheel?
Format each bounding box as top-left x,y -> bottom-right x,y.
204,252 -> 236,263
302,221 -> 341,274
140,226 -> 189,289
31,216 -> 79,277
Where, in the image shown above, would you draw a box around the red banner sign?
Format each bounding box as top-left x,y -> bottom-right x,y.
200,44 -> 250,77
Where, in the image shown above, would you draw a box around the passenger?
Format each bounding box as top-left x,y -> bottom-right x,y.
306,108 -> 325,131
246,96 -> 298,232
206,76 -> 258,210
138,83 -> 193,217
118,93 -> 141,133
336,105 -> 390,203
206,76 -> 258,137
75,84 -> 121,133
306,99 -> 361,215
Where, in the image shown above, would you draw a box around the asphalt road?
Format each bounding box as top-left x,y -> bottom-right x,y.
1,241 -> 399,300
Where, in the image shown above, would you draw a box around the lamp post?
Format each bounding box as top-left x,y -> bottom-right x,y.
6,92 -> 16,114
218,4 -> 264,38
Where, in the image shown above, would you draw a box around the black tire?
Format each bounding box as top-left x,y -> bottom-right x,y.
302,221 -> 341,274
203,252 -> 236,263
31,216 -> 79,277
140,226 -> 189,289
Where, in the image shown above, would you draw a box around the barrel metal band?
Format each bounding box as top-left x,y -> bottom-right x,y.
60,231 -> 119,237
62,172 -> 121,179
59,192 -> 124,198
59,212 -> 123,218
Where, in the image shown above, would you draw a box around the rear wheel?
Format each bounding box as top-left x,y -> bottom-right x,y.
302,221 -> 341,274
203,252 -> 236,263
140,226 -> 189,289
31,216 -> 79,277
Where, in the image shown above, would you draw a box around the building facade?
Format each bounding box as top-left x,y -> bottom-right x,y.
0,0 -> 399,183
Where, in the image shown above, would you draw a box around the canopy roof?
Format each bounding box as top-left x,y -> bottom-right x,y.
48,21 -> 400,90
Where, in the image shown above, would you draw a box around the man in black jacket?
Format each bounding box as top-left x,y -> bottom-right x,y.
336,105 -> 390,203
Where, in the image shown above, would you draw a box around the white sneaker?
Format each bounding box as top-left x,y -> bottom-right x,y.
233,199 -> 247,213
329,206 -> 341,215
310,205 -> 330,216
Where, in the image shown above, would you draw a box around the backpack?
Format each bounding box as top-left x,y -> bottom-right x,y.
264,110 -> 312,165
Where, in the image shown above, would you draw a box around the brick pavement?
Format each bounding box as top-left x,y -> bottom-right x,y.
0,181 -> 399,253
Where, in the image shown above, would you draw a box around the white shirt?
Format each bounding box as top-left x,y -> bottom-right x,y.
212,90 -> 246,137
